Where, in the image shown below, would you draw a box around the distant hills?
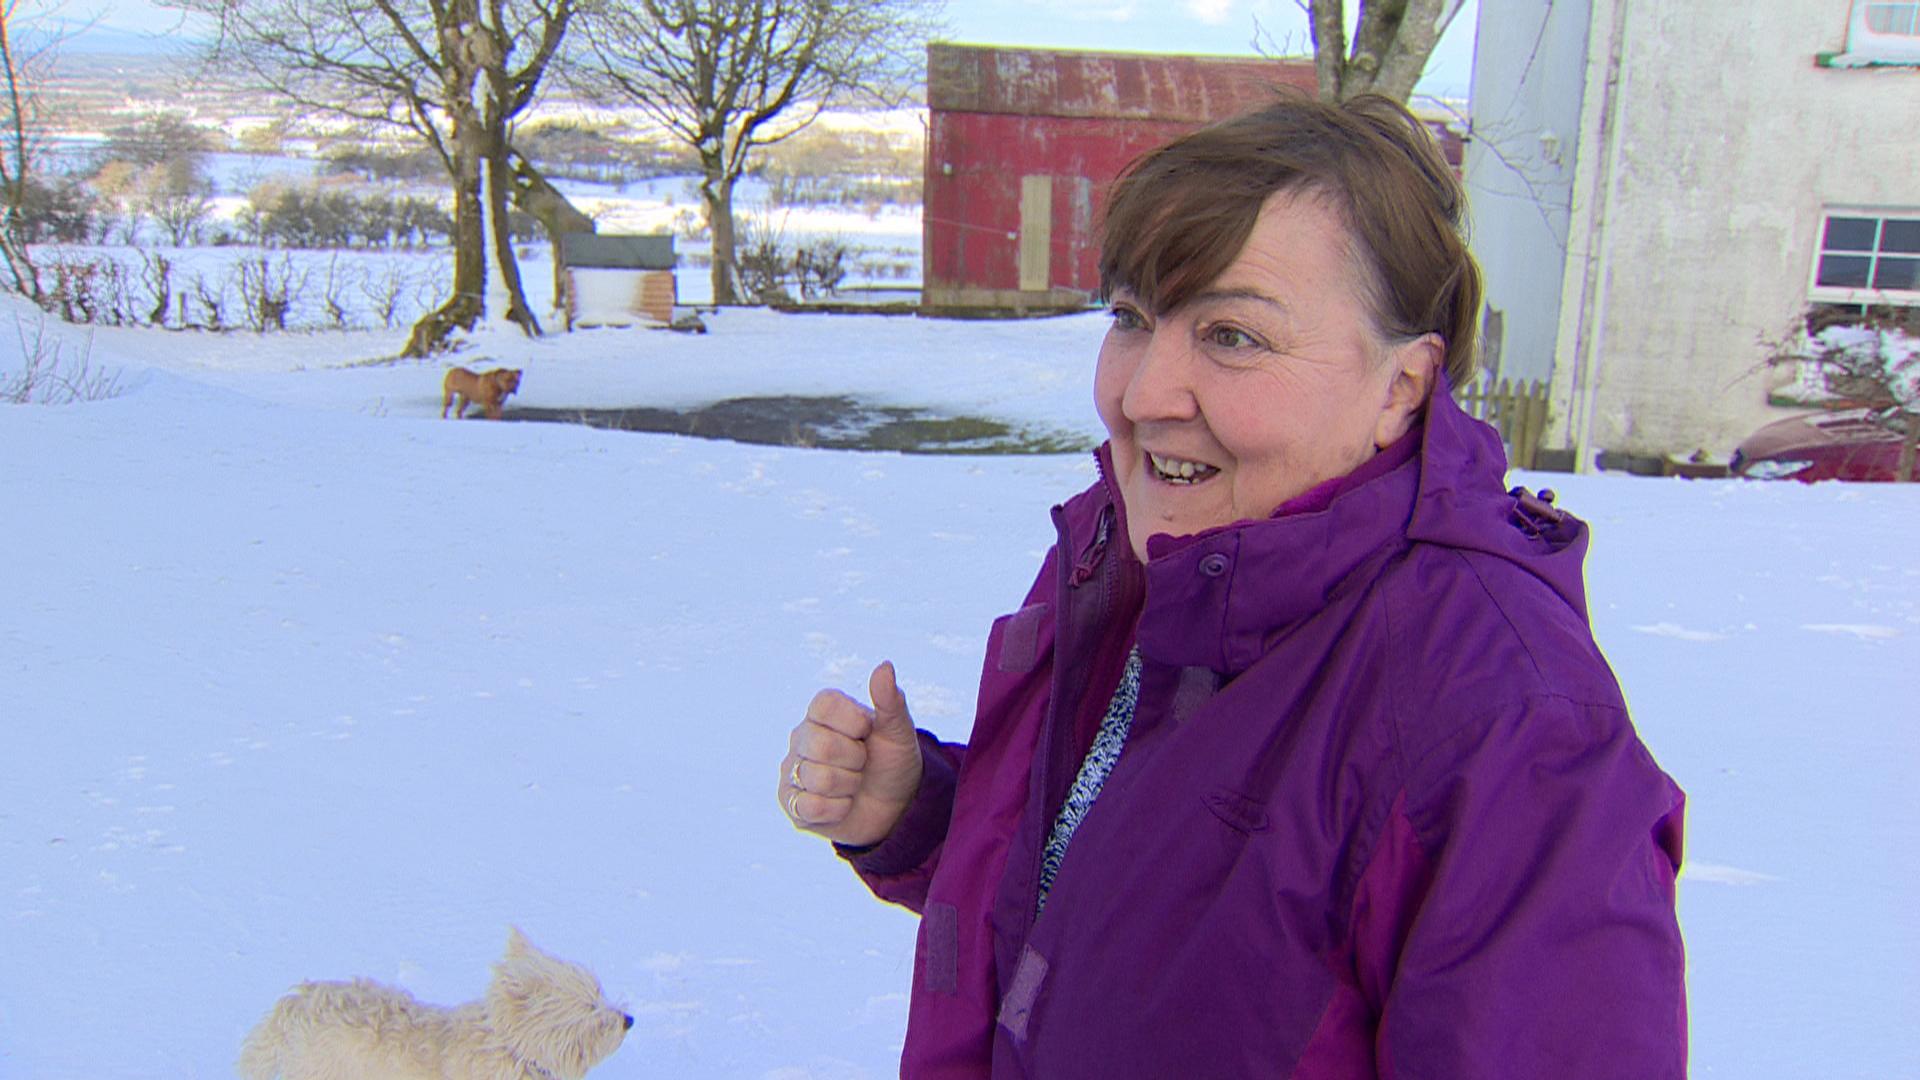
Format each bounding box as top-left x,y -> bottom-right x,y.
20,16 -> 208,57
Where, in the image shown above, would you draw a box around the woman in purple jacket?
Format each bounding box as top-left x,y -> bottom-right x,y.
778,91 -> 1687,1079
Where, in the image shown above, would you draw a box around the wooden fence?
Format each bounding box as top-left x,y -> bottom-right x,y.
1456,377 -> 1550,470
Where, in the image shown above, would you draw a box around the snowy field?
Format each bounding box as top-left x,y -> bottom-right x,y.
39,142 -> 924,322
2,298 -> 1917,1078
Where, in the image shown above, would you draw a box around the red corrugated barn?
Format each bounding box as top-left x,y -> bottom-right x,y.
922,44 -> 1318,313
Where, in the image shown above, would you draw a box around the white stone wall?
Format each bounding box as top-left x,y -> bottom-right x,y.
1463,0 -> 1595,386
1549,1 -> 1920,462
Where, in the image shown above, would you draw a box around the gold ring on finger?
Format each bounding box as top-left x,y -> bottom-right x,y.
786,789 -> 803,822
790,758 -> 805,791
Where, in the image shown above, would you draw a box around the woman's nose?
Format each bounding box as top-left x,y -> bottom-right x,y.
1122,326 -> 1199,422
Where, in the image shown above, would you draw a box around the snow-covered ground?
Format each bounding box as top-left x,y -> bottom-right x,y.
2,300 -> 1917,1078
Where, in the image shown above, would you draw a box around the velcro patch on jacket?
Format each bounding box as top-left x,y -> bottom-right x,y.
994,603 -> 1049,674
921,902 -> 958,994
996,944 -> 1049,1043
1171,665 -> 1220,723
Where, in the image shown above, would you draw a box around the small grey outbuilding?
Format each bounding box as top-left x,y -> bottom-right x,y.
558,233 -> 678,329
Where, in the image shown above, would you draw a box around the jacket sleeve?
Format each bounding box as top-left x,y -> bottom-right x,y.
833,540 -> 1062,914
1359,694 -> 1687,1079
832,730 -> 964,913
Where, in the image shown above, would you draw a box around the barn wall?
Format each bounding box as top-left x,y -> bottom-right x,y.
924,45 -> 1318,308
925,111 -> 1205,297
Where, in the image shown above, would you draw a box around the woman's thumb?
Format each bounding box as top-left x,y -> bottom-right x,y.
868,661 -> 914,738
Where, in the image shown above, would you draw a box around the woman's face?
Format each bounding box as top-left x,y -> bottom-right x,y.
1095,189 -> 1440,562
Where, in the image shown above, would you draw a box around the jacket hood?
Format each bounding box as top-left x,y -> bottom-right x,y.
1119,379 -> 1591,675
1404,378 -> 1590,616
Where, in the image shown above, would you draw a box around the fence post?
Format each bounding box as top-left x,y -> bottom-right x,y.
1531,380 -> 1551,470
1513,379 -> 1547,470
1459,375 -> 1548,471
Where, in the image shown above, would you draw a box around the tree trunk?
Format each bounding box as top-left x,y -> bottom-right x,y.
1,155 -> 44,303
1345,0 -> 1404,97
2,26 -> 44,304
1900,416 -> 1918,483
1310,0 -> 1459,104
0,228 -> 40,305
404,132 -> 487,358
702,166 -> 738,306
404,3 -> 505,359
508,152 -> 595,328
485,127 -> 540,338
1310,0 -> 1349,102
1368,0 -> 1454,103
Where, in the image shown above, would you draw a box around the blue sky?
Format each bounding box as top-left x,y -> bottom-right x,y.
937,0 -> 1476,97
59,0 -> 1478,99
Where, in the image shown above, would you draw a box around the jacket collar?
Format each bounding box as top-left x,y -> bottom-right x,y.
1111,379 -> 1586,675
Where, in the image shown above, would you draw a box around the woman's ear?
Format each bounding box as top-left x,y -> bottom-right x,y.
1374,334 -> 1443,450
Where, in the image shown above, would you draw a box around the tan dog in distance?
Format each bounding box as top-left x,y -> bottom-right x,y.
442,366 -> 522,420
238,927 -> 631,1080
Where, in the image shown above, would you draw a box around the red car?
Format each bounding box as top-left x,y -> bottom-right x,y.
1730,408 -> 1912,482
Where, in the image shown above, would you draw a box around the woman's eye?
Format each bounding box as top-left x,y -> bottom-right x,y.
1108,305 -> 1147,331
1204,324 -> 1259,350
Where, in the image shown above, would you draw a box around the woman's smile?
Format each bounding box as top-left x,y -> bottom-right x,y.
1145,450 -> 1220,485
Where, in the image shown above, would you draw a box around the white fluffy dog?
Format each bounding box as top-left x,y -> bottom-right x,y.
239,927 -> 631,1080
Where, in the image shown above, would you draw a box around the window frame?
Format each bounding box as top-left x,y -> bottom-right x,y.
1808,208 -> 1920,307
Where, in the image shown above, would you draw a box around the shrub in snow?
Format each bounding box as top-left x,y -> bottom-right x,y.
242,183 -> 455,251
1,315 -> 122,404
8,177 -> 101,244
1768,304 -> 1920,481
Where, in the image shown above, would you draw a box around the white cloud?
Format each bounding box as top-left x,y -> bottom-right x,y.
1183,0 -> 1236,24
1057,0 -> 1139,22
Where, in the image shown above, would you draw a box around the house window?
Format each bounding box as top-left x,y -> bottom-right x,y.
1864,2 -> 1920,35
1812,211 -> 1920,302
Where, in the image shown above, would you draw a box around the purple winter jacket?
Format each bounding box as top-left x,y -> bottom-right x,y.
841,387 -> 1688,1078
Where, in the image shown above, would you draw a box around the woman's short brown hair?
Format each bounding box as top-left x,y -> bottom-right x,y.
1099,90 -> 1483,388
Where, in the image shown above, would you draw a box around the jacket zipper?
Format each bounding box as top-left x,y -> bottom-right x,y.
1026,501 -> 1076,945
1071,446 -> 1121,586
1023,491 -> 1116,947
1069,504 -> 1113,586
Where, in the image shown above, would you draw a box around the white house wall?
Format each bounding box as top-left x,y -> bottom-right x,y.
1548,1 -> 1920,463
1463,0 -> 1595,387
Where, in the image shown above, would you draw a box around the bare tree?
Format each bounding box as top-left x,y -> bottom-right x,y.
1258,0 -> 1469,103
165,0 -> 575,355
0,0 -> 64,304
99,113 -> 214,186
575,0 -> 937,305
94,116 -> 218,247
150,188 -> 213,245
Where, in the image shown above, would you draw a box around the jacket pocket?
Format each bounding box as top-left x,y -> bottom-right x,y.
1204,788 -> 1270,835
